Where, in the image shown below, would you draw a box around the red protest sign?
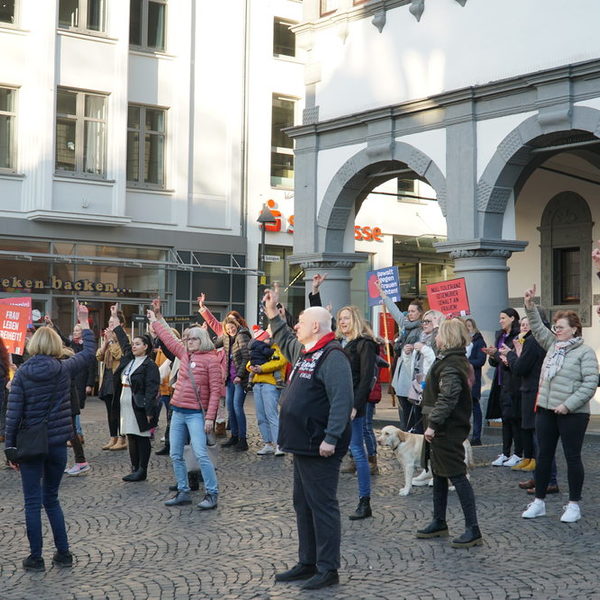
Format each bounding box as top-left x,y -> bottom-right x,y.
426,278 -> 470,318
0,296 -> 32,324
0,304 -> 29,355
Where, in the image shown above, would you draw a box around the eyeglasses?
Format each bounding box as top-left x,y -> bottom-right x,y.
551,325 -> 571,333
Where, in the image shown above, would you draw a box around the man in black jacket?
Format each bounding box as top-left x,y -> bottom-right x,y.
263,284 -> 353,591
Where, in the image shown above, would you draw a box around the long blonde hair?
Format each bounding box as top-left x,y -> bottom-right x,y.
27,326 -> 64,358
336,305 -> 374,342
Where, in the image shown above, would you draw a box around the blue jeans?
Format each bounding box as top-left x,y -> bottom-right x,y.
19,444 -> 69,558
472,398 -> 482,442
226,381 -> 247,438
157,395 -> 170,422
254,383 -> 281,444
350,416 -> 371,498
362,403 -> 377,456
169,409 -> 218,495
74,414 -> 83,436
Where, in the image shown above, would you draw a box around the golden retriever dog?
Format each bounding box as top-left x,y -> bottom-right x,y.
377,425 -> 474,496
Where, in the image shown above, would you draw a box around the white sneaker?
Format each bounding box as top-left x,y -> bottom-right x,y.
412,469 -> 432,486
503,454 -> 522,467
65,463 -> 91,476
257,444 -> 275,456
522,499 -> 546,519
274,446 -> 285,456
560,503 -> 581,523
491,454 -> 509,466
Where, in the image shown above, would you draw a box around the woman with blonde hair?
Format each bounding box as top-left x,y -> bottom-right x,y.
4,303 -> 96,571
337,305 -> 379,520
417,318 -> 482,548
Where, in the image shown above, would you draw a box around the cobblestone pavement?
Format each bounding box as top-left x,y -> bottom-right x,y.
2,398 -> 600,600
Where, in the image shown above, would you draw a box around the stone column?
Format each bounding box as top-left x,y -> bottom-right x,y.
288,252 -> 368,314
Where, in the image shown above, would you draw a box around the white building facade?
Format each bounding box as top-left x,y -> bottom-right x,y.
0,0 -> 303,332
289,0 -> 600,410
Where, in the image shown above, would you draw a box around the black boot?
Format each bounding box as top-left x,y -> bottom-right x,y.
221,435 -> 239,448
188,470 -> 202,491
123,468 -> 147,482
349,496 -> 372,520
451,526 -> 483,548
416,519 -> 449,538
155,444 -> 170,456
235,437 -> 249,451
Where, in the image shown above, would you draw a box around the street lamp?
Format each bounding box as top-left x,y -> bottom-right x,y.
256,203 -> 278,321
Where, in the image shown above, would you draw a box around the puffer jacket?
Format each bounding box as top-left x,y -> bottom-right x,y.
4,329 -> 96,447
153,320 -> 222,421
526,305 -> 598,413
246,343 -> 287,386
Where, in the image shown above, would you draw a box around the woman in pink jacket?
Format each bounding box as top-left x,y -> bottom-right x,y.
148,301 -> 222,511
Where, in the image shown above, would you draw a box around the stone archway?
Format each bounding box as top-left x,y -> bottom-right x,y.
317,142 -> 447,254
477,106 -> 600,239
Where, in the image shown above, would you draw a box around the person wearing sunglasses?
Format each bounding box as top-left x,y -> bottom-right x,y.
520,284 -> 598,523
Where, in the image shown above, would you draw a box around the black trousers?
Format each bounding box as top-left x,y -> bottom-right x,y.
293,453 -> 343,573
398,396 -> 423,434
502,417 -> 522,457
70,416 -> 86,464
127,435 -> 151,472
101,394 -> 121,438
535,407 -> 589,501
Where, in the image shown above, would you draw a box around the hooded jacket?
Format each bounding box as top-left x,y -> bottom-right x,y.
4,329 -> 96,447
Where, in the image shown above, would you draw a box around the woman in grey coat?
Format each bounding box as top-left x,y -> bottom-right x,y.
521,284 -> 598,523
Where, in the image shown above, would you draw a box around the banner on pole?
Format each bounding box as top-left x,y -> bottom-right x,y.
426,278 -> 470,318
0,304 -> 29,355
0,296 -> 32,324
367,266 -> 401,307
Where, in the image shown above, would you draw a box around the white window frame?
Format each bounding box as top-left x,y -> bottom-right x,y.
270,94 -> 298,190
273,18 -> 297,59
0,86 -> 17,172
55,88 -> 108,179
129,0 -> 167,52
126,104 -> 167,189
58,0 -> 107,34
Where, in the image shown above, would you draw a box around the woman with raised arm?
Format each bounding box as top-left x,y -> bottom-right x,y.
4,302 -> 96,571
111,304 -> 160,483
375,279 -> 423,431
148,299 -> 221,510
520,285 -> 598,523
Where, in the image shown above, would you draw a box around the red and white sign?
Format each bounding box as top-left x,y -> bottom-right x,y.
0,303 -> 29,355
0,296 -> 32,323
426,278 -> 470,318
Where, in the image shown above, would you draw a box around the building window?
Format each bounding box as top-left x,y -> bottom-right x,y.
0,87 -> 16,170
58,0 -> 106,32
130,0 -> 166,51
55,88 -> 107,177
540,191 -> 592,322
553,248 -> 580,305
271,95 -> 295,188
0,0 -> 15,24
320,0 -> 338,16
127,105 -> 166,187
273,19 -> 296,57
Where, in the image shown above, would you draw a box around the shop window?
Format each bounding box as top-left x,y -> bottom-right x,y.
273,19 -> 296,57
130,0 -> 166,51
59,0 -> 106,33
0,87 -> 16,170
0,0 -> 15,24
540,191 -> 592,322
55,88 -> 107,178
271,95 -> 296,188
320,0 -> 338,16
127,104 -> 166,188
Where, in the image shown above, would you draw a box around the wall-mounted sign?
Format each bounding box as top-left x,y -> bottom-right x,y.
0,276 -> 132,294
263,255 -> 281,262
258,200 -> 382,241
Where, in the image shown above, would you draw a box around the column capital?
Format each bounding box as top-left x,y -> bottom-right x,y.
434,238 -> 528,259
288,252 -> 369,271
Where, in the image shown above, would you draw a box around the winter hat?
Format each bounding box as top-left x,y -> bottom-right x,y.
252,325 -> 269,342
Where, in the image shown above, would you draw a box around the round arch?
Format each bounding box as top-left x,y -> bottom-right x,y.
316,142 -> 447,254
477,106 -> 600,238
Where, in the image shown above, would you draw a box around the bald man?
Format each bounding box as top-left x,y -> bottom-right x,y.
263,287 -> 353,591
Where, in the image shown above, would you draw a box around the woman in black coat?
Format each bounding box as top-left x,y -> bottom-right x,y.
0,337 -> 10,443
464,318 -> 486,446
112,305 -> 160,482
484,308 -> 522,467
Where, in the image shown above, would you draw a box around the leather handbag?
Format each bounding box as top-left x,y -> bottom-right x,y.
15,378 -> 61,463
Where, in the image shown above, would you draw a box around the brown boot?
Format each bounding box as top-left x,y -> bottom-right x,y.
368,455 -> 380,475
102,437 -> 118,451
215,420 -> 227,437
340,455 -> 356,474
110,436 -> 128,451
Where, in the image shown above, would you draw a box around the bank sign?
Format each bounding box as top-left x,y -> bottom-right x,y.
0,276 -> 132,294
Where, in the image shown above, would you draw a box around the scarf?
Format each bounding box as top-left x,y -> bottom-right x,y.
543,337 -> 581,381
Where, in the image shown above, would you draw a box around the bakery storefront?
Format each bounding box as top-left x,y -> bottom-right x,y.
0,238 -> 247,335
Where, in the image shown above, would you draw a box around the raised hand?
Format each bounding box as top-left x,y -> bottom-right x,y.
374,278 -> 384,296
77,302 -> 90,329
44,315 -> 54,327
311,273 -> 328,294
262,284 -> 280,319
151,297 -> 161,315
592,243 -> 600,269
110,303 -> 119,317
524,284 -> 536,308
197,293 -> 206,312
146,309 -> 157,323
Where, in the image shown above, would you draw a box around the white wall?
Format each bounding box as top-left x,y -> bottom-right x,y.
309,0 -> 600,121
